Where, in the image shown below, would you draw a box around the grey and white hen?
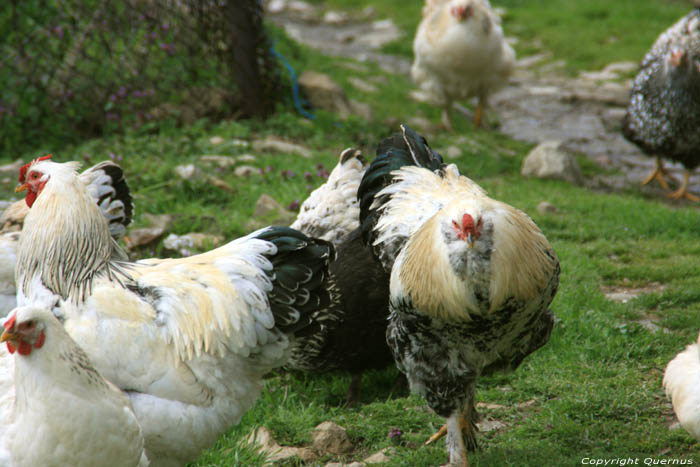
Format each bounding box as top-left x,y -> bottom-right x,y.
623,7 -> 700,201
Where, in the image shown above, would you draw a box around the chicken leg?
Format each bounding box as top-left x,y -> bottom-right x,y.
441,106 -> 454,131
642,156 -> 677,191
667,170 -> 699,202
473,99 -> 484,130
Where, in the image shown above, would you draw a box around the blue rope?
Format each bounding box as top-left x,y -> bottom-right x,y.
269,43 -> 315,120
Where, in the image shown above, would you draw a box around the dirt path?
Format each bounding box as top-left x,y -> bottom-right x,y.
268,4 -> 700,197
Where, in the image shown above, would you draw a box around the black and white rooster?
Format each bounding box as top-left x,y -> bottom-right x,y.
358,125 -> 560,466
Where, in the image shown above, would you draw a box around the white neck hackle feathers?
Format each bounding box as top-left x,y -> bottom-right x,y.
381,166 -> 557,321
16,160 -> 129,304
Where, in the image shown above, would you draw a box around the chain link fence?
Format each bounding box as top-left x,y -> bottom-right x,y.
0,0 -> 281,153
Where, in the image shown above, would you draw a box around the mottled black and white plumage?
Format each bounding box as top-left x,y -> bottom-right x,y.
286,149 -> 395,403
623,8 -> 700,201
359,125 -> 560,466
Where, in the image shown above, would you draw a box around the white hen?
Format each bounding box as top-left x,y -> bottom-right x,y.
664,333 -> 700,439
14,157 -> 334,466
412,0 -> 515,129
0,306 -> 148,467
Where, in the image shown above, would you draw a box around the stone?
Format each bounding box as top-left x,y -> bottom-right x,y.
174,164 -> 198,179
312,421 -> 353,455
477,419 -> 507,432
245,194 -> 297,232
521,141 -> 584,186
234,165 -> 259,177
364,447 -> 395,464
236,154 -> 257,163
247,427 -> 315,464
443,145 -> 462,160
163,232 -> 223,257
209,136 -> 224,145
536,201 -> 558,215
208,176 -> 235,192
347,77 -> 378,94
348,99 -> 373,121
324,11 -> 349,24
199,155 -> 236,168
252,136 -> 313,158
124,214 -> 173,249
298,71 -> 354,119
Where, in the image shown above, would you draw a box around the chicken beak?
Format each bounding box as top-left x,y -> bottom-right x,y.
466,232 -> 474,248
0,329 -> 17,343
15,183 -> 27,193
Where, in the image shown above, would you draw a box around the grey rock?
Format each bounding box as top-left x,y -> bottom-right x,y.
163,232 -> 223,257
253,136 -> 313,158
536,201 -> 558,215
312,421 -> 353,455
521,141 -> 584,186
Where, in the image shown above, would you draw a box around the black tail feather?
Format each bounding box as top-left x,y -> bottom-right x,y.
83,161 -> 134,239
358,124 -> 443,249
255,226 -> 335,335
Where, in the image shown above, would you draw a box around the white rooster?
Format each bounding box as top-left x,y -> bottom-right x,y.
412,0 -> 515,129
0,156 -> 133,316
0,305 -> 148,466
358,125 -> 560,466
664,333 -> 700,439
13,157 -> 335,466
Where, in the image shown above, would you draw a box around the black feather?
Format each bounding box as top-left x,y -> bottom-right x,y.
357,124 -> 443,263
254,226 -> 335,335
92,161 -> 134,230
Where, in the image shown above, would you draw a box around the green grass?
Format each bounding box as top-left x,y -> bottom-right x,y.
307,0 -> 694,74
2,0 -> 700,466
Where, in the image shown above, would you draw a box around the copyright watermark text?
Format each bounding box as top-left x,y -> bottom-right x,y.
581,459 -> 694,466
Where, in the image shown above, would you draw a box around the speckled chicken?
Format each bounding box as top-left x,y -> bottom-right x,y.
358,125 -> 559,466
623,7 -> 700,202
287,149 -> 394,403
412,0 -> 515,129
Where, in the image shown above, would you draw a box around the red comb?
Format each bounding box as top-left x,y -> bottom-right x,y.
19,154 -> 53,183
3,312 -> 16,331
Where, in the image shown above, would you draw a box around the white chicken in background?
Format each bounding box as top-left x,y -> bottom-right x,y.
412,0 -> 515,129
0,306 -> 148,466
290,148 -> 367,245
664,333 -> 700,439
358,125 -> 559,466
13,157 -> 335,466
0,157 -> 133,316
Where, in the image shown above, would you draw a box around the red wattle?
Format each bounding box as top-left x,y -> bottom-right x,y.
6,341 -> 15,354
17,340 -> 32,356
34,331 -> 45,349
25,190 -> 38,208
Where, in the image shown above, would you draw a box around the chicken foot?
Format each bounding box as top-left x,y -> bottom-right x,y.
642,156 -> 678,191
667,170 -> 699,202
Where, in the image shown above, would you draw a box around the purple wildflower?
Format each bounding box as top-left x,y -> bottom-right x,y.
287,199 -> 300,211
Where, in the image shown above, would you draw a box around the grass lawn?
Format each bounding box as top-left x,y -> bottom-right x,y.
1,0 -> 699,466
